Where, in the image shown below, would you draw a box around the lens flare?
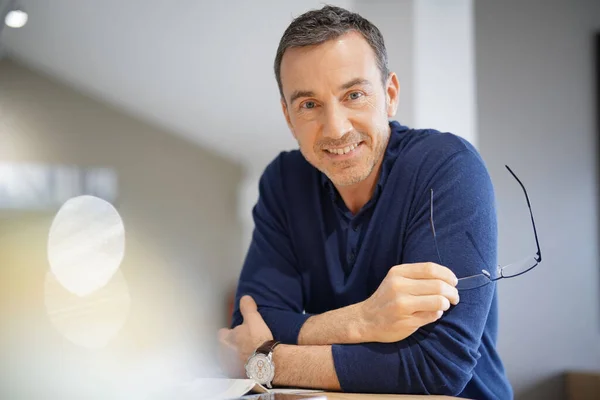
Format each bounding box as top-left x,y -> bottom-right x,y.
44,269 -> 131,349
47,195 -> 125,296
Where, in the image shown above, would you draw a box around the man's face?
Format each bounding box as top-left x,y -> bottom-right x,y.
280,31 -> 398,187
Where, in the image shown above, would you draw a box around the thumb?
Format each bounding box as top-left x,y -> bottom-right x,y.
240,295 -> 258,318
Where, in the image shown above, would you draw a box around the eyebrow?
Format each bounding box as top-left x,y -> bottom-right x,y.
288,78 -> 373,105
289,90 -> 315,105
339,78 -> 372,91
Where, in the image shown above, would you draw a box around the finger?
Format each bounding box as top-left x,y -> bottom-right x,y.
240,295 -> 263,324
393,263 -> 458,287
404,294 -> 451,313
413,310 -> 444,324
404,279 -> 460,305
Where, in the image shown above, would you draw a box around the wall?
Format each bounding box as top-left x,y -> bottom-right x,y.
353,0 -> 415,127
413,0 -> 476,146
475,0 -> 600,398
355,0 -> 476,145
0,59 -> 243,398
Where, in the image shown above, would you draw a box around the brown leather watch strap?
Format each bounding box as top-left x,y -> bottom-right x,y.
256,340 -> 280,355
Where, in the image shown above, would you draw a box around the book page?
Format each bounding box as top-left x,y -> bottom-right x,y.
150,378 -> 256,399
149,378 -> 325,399
268,388 -> 325,395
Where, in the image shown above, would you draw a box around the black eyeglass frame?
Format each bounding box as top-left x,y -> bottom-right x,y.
429,165 -> 542,290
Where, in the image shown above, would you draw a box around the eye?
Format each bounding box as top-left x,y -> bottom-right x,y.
348,91 -> 363,100
301,101 -> 316,109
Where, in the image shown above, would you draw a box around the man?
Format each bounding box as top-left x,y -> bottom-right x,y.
218,5 -> 512,399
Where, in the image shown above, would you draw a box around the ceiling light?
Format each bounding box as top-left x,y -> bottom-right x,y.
5,7 -> 27,28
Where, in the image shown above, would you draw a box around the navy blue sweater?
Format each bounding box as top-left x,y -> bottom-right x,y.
232,121 -> 513,399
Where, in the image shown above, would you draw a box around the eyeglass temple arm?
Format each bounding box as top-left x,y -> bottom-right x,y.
429,189 -> 436,236
504,165 -> 542,262
430,189 -> 443,264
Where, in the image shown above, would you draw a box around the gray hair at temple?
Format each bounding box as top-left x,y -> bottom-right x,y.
274,5 -> 390,100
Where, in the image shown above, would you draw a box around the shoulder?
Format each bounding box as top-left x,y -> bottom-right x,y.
258,149 -> 316,206
399,127 -> 483,168
386,125 -> 493,207
394,126 -> 489,183
255,149 -> 316,228
263,149 -> 311,177
260,149 -> 313,189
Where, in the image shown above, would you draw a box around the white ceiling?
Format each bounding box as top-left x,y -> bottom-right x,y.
1,0 -> 352,169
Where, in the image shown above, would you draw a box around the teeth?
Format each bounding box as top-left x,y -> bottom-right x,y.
326,143 -> 359,155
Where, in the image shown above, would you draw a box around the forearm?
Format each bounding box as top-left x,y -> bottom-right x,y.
272,344 -> 341,391
297,302 -> 367,345
264,302 -> 485,395
271,338 -> 470,395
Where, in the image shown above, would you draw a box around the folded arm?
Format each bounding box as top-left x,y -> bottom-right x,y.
233,149 -> 497,395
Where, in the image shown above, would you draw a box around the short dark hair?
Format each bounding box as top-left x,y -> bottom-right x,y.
274,5 -> 389,100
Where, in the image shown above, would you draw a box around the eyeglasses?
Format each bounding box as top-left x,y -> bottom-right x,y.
429,165 -> 542,290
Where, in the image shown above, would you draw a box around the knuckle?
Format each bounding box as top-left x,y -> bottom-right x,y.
395,296 -> 408,312
445,267 -> 457,281
388,265 -> 401,278
435,280 -> 446,293
428,312 -> 439,322
409,318 -> 421,329
425,262 -> 437,276
453,287 -> 460,299
392,276 -> 406,291
443,266 -> 453,275
441,296 -> 451,310
435,296 -> 448,310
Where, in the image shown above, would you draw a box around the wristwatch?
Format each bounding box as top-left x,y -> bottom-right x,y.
245,339 -> 280,388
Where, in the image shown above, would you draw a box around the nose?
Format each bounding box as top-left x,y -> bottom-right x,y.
322,102 -> 352,139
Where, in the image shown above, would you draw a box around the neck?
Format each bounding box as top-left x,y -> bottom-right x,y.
336,153 -> 385,215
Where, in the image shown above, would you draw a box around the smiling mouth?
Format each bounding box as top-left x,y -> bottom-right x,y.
323,141 -> 363,155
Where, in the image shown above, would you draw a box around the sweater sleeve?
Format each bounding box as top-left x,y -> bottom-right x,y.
230,154 -> 312,345
331,148 -> 498,396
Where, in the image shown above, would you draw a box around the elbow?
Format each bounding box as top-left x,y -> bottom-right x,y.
419,352 -> 477,396
339,359 -> 472,396
390,369 -> 471,396
383,372 -> 471,397
426,371 -> 472,397
333,343 -> 476,396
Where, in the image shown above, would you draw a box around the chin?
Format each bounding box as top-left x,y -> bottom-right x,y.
328,168 -> 371,187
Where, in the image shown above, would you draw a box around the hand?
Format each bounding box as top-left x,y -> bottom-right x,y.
217,295 -> 274,378
359,262 -> 460,343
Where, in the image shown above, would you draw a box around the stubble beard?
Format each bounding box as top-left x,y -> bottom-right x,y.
299,128 -> 389,187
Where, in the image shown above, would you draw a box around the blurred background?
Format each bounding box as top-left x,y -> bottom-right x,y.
0,0 -> 599,399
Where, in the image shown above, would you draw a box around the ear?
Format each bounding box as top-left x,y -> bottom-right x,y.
281,97 -> 297,139
385,72 -> 400,118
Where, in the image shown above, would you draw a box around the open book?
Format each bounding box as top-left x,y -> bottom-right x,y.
149,378 -> 325,399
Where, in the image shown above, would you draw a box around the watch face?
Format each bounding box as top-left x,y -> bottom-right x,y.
245,353 -> 274,385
